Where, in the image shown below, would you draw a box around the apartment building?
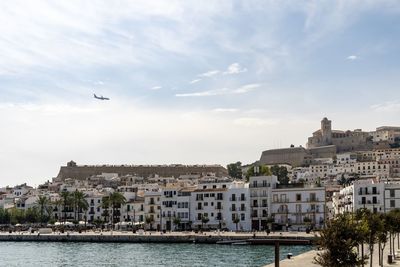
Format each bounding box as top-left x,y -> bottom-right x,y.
271,184 -> 326,230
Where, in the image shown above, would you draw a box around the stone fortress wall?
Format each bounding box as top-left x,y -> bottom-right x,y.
57,161 -> 228,180
259,117 -> 396,167
307,117 -> 373,153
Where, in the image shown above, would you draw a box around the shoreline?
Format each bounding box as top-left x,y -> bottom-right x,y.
0,231 -> 316,245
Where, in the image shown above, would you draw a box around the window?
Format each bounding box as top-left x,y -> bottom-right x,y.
273,194 -> 278,202
296,194 -> 301,201
372,197 -> 377,204
241,213 -> 245,220
390,189 -> 395,198
372,187 -> 377,194
390,200 -> 395,208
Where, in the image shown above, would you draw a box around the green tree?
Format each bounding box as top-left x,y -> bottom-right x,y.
145,216 -> 154,230
109,192 -> 126,224
233,217 -> 240,231
271,165 -> 289,184
227,162 -> 243,179
173,217 -> 181,231
72,190 -> 88,222
60,191 -> 71,223
201,215 -> 209,230
35,195 -> 50,225
246,165 -> 272,179
314,213 -> 366,267
25,207 -> 40,223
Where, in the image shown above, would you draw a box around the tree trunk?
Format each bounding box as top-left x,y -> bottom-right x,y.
361,242 -> 364,267
370,244 -> 373,267
378,242 -> 381,267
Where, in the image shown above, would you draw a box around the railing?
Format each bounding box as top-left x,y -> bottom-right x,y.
251,204 -> 259,208
195,207 -> 203,210
273,199 -> 288,203
306,198 -> 319,202
275,209 -> 288,214
358,200 -> 380,205
215,206 -> 223,210
229,207 -> 237,211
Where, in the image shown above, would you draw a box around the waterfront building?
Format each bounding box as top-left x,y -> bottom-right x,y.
270,184 -> 326,230
144,189 -> 161,230
249,175 -> 277,230
333,179 -> 385,214
191,179 -> 228,230
225,181 -> 251,231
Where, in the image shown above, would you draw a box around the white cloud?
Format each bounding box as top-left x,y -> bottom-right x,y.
224,63 -> 247,74
232,83 -> 260,94
347,55 -> 358,61
198,70 -> 220,77
189,79 -> 202,84
175,83 -> 260,97
371,101 -> 400,112
176,88 -> 229,97
212,108 -> 238,113
150,86 -> 162,90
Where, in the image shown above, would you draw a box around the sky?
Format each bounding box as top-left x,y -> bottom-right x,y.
1,0 -> 400,187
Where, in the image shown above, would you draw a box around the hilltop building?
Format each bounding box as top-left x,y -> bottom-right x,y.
56,161 -> 228,181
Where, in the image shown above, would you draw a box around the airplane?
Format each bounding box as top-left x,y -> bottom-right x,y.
94,94 -> 110,100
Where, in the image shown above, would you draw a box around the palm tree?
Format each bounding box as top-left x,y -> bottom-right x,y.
109,192 -> 126,224
72,191 -> 88,222
35,195 -> 50,225
60,191 -> 71,223
201,215 -> 209,231
53,199 -> 63,222
233,217 -> 240,231
101,196 -> 110,227
173,217 -> 181,231
145,216 -> 154,230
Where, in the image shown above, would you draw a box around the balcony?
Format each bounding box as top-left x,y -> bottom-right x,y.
306,209 -> 320,213
229,197 -> 237,201
275,208 -> 288,214
215,206 -> 223,210
195,207 -> 203,211
251,204 -> 259,208
359,200 -> 380,205
229,207 -> 237,211
306,198 -> 319,202
273,199 -> 288,203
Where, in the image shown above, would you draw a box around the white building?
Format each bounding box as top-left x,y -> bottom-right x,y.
249,175 -> 277,231
271,184 -> 326,230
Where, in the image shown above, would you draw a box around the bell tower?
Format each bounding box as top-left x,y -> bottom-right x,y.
321,117 -> 332,145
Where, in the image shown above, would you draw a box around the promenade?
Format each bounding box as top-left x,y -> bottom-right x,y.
265,241 -> 400,267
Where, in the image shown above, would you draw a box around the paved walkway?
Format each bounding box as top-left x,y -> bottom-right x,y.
264,242 -> 400,267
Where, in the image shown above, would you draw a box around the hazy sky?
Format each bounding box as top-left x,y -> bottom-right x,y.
1,1 -> 400,186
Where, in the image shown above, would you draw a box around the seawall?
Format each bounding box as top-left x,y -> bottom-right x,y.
0,232 -> 315,245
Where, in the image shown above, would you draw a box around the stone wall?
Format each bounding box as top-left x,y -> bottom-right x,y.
56,164 -> 228,180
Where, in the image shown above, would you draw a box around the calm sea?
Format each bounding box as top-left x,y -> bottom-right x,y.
0,242 -> 311,267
